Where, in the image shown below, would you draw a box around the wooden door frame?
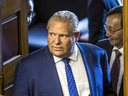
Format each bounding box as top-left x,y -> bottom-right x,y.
0,0 -> 4,94
123,0 -> 128,95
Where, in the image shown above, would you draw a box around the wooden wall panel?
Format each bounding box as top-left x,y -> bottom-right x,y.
0,0 -> 28,95
1,0 -> 20,19
2,14 -> 19,62
0,0 -> 4,94
4,83 -> 13,96
3,56 -> 21,86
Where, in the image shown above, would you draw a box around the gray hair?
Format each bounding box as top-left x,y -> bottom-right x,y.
47,10 -> 79,33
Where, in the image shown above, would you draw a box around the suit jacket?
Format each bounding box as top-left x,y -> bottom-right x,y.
96,39 -> 123,96
87,0 -> 120,44
12,42 -> 117,96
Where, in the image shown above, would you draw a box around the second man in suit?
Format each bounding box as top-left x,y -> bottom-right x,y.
87,0 -> 121,44
97,6 -> 123,96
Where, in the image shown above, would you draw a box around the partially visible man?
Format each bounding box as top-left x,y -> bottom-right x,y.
87,0 -> 121,44
97,6 -> 123,96
13,10 -> 116,96
27,0 -> 36,26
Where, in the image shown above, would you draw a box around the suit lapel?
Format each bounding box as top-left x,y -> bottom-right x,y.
100,40 -> 113,64
43,47 -> 63,96
77,44 -> 97,96
119,78 -> 123,96
105,43 -> 113,64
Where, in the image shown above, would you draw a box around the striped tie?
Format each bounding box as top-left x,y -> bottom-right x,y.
110,50 -> 122,92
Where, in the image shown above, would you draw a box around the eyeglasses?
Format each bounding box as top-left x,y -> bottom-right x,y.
28,11 -> 36,25
28,11 -> 36,18
104,25 -> 122,34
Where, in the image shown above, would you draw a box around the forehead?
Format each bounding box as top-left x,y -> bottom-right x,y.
49,21 -> 71,32
49,20 -> 70,26
106,14 -> 121,27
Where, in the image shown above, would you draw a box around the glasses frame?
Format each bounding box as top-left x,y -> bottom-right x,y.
104,25 -> 122,34
28,11 -> 36,18
28,11 -> 36,25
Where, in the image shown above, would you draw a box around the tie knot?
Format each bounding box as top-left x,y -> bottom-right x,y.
115,50 -> 122,58
62,58 -> 70,64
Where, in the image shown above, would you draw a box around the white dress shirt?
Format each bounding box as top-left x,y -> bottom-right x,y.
53,44 -> 90,96
109,46 -> 123,96
118,0 -> 123,6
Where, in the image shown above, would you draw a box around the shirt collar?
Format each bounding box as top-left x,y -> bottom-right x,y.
112,46 -> 123,55
118,0 -> 123,6
53,44 -> 78,63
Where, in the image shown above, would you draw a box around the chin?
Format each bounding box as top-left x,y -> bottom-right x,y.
54,55 -> 65,58
54,53 -> 70,58
110,42 -> 116,46
52,52 -> 64,57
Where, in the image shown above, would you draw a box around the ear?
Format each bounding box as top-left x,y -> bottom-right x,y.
75,31 -> 80,42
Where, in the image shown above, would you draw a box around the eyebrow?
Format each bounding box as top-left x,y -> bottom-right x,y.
49,32 -> 69,35
105,25 -> 114,29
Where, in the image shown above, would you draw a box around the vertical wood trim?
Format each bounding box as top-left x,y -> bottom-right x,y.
18,0 -> 28,56
123,0 -> 128,95
0,0 -> 4,95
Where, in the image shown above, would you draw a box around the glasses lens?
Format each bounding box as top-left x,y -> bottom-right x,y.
28,11 -> 36,18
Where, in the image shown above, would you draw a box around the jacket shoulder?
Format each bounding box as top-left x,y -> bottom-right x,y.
19,46 -> 49,65
77,42 -> 106,54
96,39 -> 110,47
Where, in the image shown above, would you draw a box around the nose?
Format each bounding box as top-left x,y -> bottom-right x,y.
106,30 -> 111,37
54,36 -> 61,44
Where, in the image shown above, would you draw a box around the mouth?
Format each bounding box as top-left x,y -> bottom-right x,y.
109,38 -> 114,41
53,46 -> 63,50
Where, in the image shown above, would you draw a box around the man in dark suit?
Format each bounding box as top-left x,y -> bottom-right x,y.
87,0 -> 121,44
97,6 -> 123,96
13,10 -> 116,96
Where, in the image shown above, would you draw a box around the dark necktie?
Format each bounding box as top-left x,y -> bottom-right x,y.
62,58 -> 79,96
110,50 -> 122,92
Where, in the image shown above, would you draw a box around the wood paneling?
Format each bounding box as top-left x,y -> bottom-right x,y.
123,0 -> 128,95
3,55 -> 21,86
4,83 -> 13,96
0,0 -> 4,95
1,0 -> 20,19
18,0 -> 28,56
2,14 -> 19,62
0,0 -> 28,95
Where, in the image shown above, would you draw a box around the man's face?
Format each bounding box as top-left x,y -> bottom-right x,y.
48,21 -> 79,58
105,13 -> 123,49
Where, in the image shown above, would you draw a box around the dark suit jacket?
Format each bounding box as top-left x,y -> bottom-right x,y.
87,0 -> 120,44
12,42 -> 117,96
96,39 -> 123,96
